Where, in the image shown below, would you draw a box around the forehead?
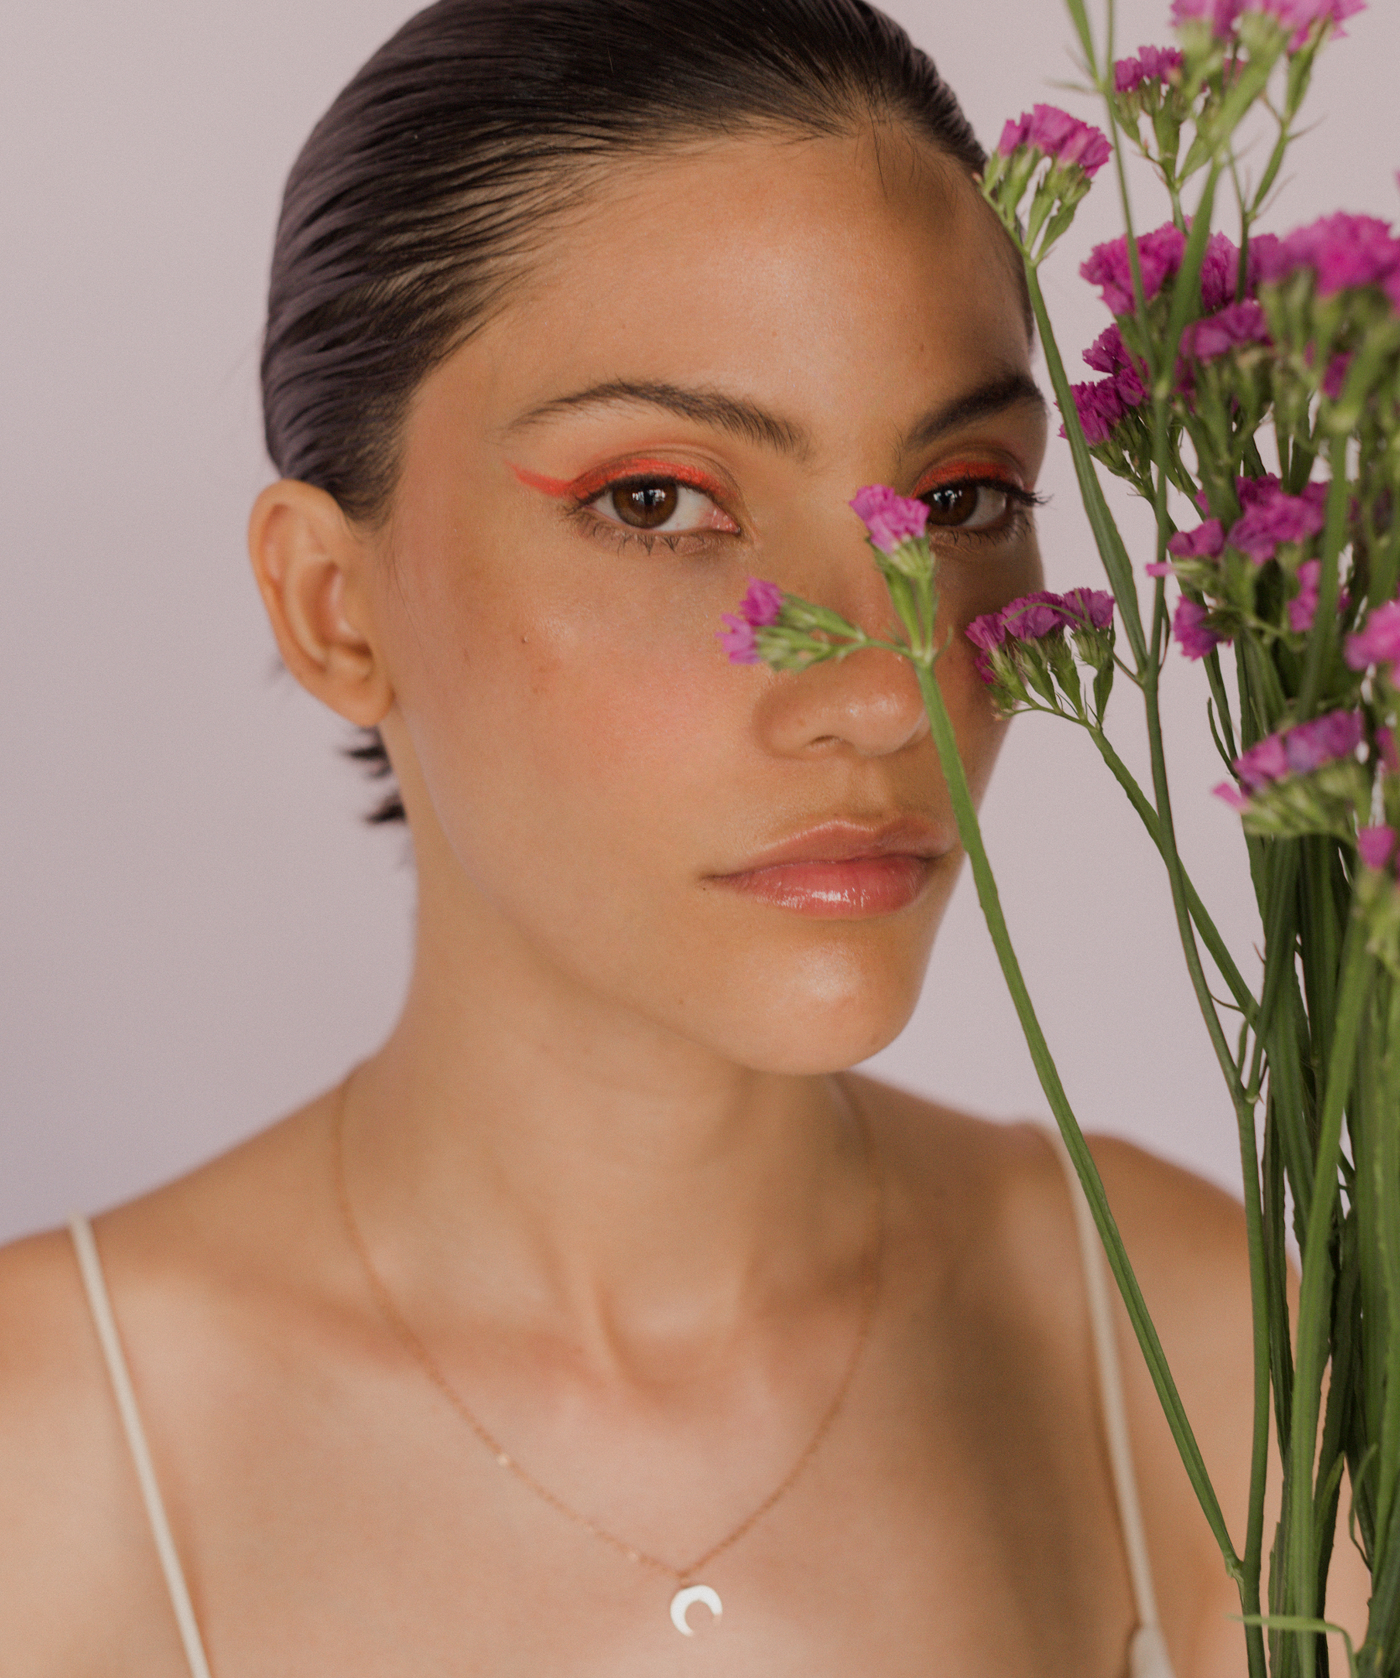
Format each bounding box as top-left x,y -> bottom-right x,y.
431,126 -> 1031,448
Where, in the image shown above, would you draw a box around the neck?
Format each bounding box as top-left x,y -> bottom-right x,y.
337,858 -> 872,1375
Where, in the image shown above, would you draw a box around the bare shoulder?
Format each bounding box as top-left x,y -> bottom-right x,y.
0,1097 -> 333,1676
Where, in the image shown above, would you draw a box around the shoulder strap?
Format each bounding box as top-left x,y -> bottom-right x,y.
69,1215 -> 214,1678
1037,1130 -> 1177,1678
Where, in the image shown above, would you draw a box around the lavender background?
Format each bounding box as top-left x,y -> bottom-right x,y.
3,1 -> 1397,1241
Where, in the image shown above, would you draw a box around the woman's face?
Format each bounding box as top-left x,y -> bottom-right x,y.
368,126 -> 1046,1073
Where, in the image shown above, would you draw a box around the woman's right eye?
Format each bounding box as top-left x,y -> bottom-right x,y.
587,477 -> 739,535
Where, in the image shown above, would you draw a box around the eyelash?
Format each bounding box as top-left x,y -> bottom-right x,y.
566,472 -> 1044,555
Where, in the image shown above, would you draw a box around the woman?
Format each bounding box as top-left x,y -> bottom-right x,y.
0,1 -> 1368,1672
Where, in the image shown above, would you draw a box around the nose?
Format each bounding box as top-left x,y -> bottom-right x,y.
754,636 -> 931,760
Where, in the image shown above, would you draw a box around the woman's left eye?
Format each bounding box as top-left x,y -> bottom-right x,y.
920,481 -> 1029,533
587,477 -> 738,535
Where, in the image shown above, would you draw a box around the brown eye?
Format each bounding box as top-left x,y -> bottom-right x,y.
612,481 -> 679,528
924,483 -> 993,527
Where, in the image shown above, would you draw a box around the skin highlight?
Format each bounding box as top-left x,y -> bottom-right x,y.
0,122 -> 1371,1677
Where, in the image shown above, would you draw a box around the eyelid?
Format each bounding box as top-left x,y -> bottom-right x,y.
511,456 -> 734,506
912,457 -> 1029,497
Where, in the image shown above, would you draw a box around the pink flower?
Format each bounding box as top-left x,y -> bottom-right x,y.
717,575 -> 785,664
999,104 -> 1112,176
1322,352 -> 1353,399
1174,597 -> 1227,659
1199,232 -> 1244,313
966,610 -> 1008,684
1114,45 -> 1184,90
1172,0 -> 1244,31
1253,0 -> 1366,50
1180,299 -> 1270,361
1083,324 -> 1130,374
1060,587 -> 1116,629
1284,709 -> 1363,773
1345,599 -> 1400,669
1082,222 -> 1187,315
1214,781 -> 1252,812
736,577 -> 783,626
1288,559 -> 1322,632
1067,378 -> 1127,444
1254,212 -> 1400,298
718,615 -> 758,664
849,485 -> 930,554
1358,825 -> 1398,871
1226,480 -> 1328,563
1002,591 -> 1071,640
1236,732 -> 1290,790
1168,518 -> 1227,560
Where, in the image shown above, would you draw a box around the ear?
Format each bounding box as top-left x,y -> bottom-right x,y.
248,480 -> 393,728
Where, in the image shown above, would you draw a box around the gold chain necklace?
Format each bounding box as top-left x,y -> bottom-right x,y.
331,1078 -> 882,1637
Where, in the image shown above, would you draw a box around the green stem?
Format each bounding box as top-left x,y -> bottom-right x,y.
1087,727 -> 1256,1022
1288,911 -> 1373,1677
911,653 -> 1240,1573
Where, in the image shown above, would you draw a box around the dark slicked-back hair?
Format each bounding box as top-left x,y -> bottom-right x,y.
261,0 -> 997,821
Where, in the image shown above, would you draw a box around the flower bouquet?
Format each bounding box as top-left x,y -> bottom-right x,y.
723,3 -> 1400,1672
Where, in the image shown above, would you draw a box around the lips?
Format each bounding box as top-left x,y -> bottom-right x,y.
708,818 -> 950,919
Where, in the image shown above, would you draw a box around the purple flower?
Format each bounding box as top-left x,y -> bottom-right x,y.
1345,599 -> 1400,669
1226,480 -> 1328,563
717,575 -> 785,664
849,485 -> 930,554
998,106 -> 1111,176
1168,518 -> 1227,560
718,615 -> 759,664
1284,709 -> 1363,773
1288,559 -> 1322,632
1358,825 -> 1399,871
1236,732 -> 1290,790
736,577 -> 783,626
1214,781 -> 1252,812
1254,0 -> 1367,50
1173,597 -> 1228,659
1255,212 -> 1400,298
966,610 -> 1008,684
1171,0 -> 1244,31
1067,378 -> 1127,444
1002,590 -> 1071,640
1180,299 -> 1270,361
1060,587 -> 1116,629
1082,222 -> 1188,315
1083,324 -> 1130,374
1199,232 -> 1245,313
1114,44 -> 1184,90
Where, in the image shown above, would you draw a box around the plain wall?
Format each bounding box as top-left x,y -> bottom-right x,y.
3,0 -> 1397,1241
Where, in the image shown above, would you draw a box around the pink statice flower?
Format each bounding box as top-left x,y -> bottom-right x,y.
1066,378 -> 1130,444
1168,518 -> 1227,560
1345,599 -> 1400,669
1198,231 -> 1245,313
1114,44 -> 1184,90
966,610 -> 1008,685
1284,708 -> 1364,772
1180,299 -> 1270,361
1255,211 -> 1400,298
1081,222 -> 1188,315
1226,479 -> 1328,563
1059,587 -> 1116,629
1359,825 -> 1399,871
1174,597 -> 1228,658
1172,0 -> 1244,31
849,485 -> 929,555
717,575 -> 785,664
1288,559 -> 1323,632
1235,731 -> 1291,790
1001,591 -> 1071,640
1322,352 -> 1353,399
1253,0 -> 1366,50
999,105 -> 1111,176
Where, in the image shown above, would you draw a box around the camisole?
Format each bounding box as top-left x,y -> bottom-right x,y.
67,1124 -> 1177,1678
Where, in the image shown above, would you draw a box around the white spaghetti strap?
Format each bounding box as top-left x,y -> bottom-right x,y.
1038,1130 -> 1178,1678
68,1215 -> 214,1678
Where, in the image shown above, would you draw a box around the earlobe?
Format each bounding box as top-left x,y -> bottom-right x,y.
247,479 -> 393,728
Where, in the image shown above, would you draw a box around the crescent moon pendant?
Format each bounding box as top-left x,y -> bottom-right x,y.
669,1583 -> 723,1635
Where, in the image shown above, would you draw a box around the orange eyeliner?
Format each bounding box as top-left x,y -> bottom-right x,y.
913,458 -> 1025,495
510,457 -> 730,504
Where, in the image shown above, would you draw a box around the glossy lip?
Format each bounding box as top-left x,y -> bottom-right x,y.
707,818 -> 953,919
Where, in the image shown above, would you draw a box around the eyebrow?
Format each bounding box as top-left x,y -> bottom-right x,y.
504,369 -> 1046,459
